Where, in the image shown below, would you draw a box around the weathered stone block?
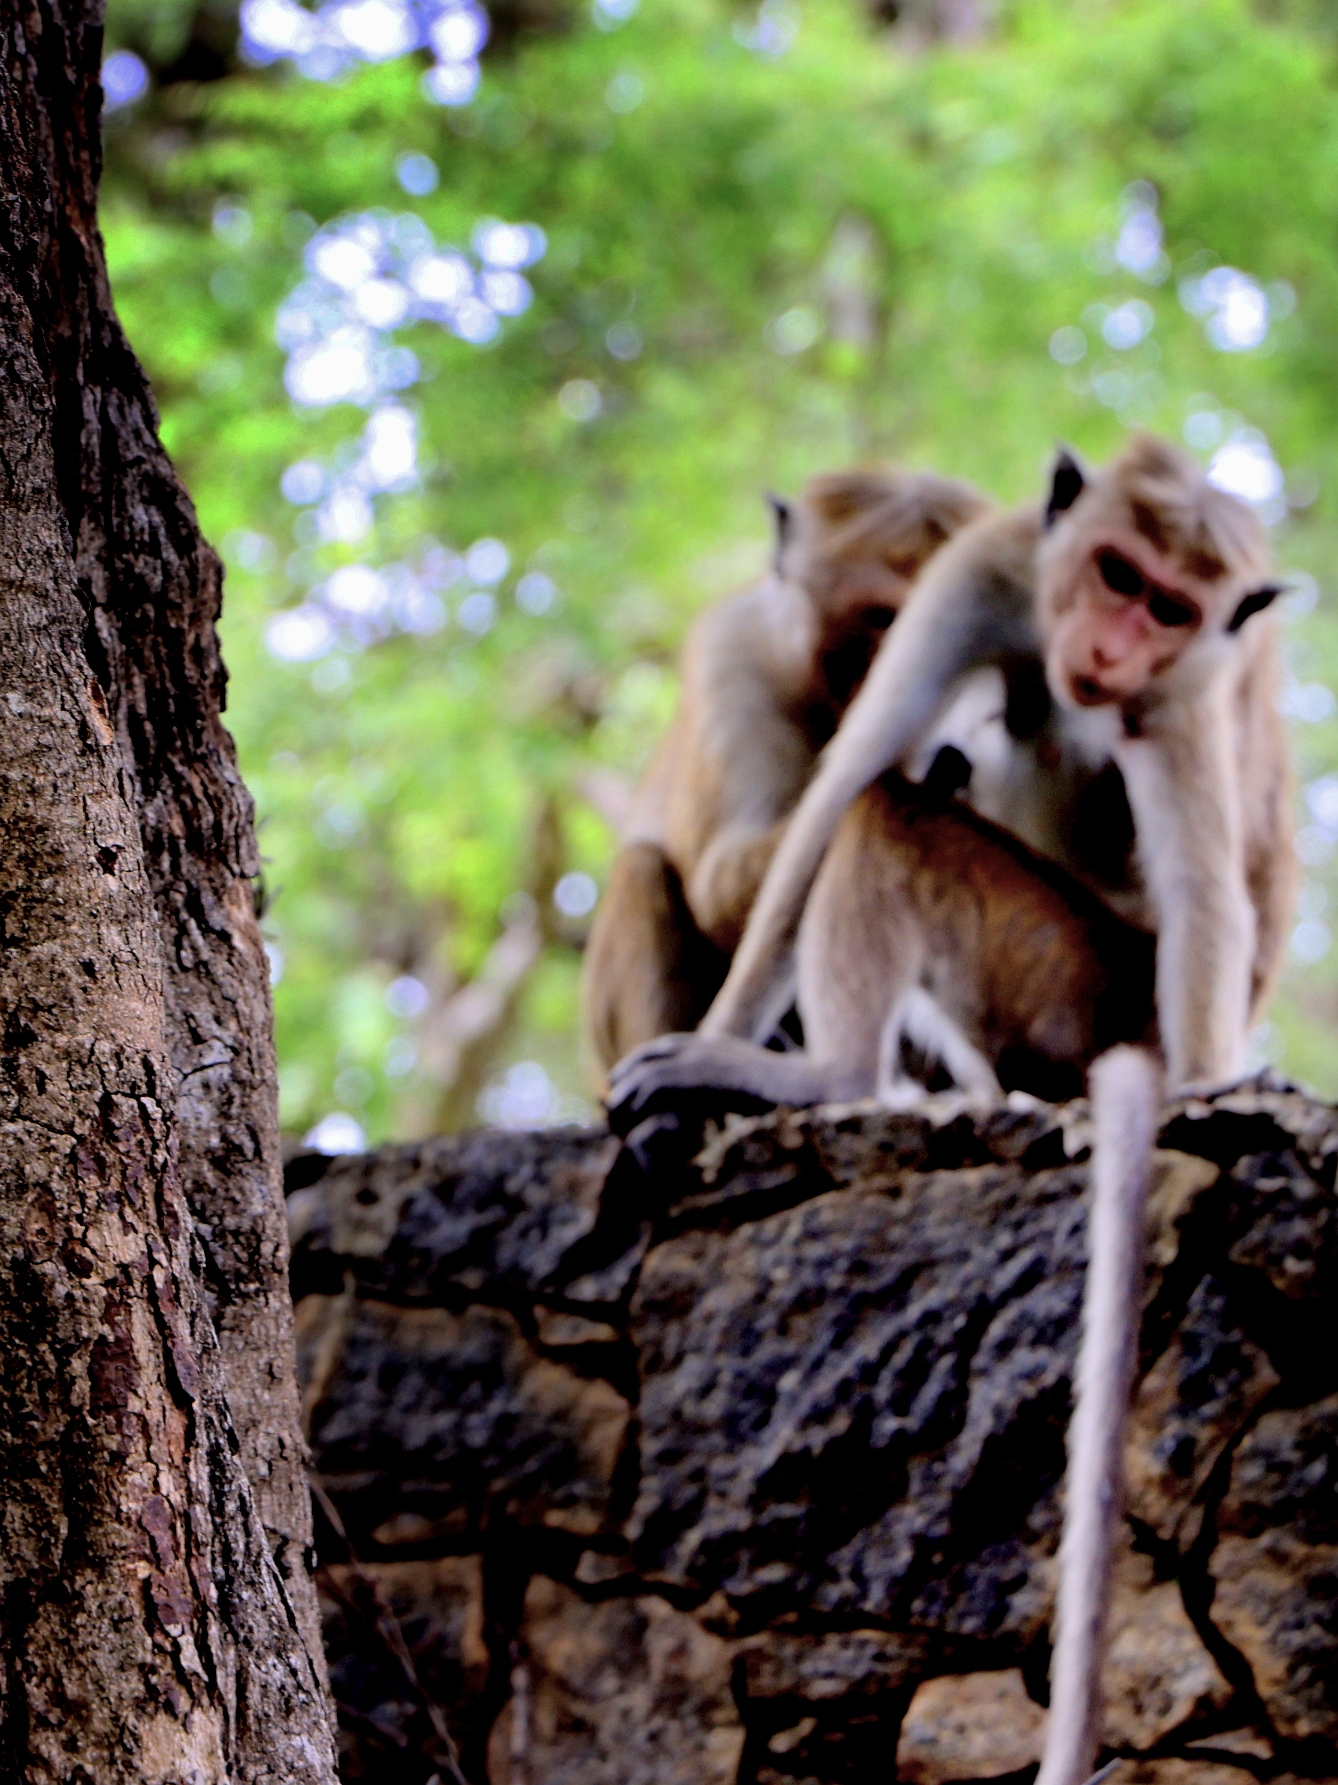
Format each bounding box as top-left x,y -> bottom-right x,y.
629,1163 -> 1087,1636
289,1125 -> 633,1306
1125,1276 -> 1279,1548
287,1079 -> 1338,1783
1209,1396 -> 1338,1741
300,1294 -> 630,1542
1102,1542 -> 1230,1749
487,1576 -> 744,1785
738,1628 -> 928,1703
895,1669 -> 1044,1784
318,1554 -> 487,1778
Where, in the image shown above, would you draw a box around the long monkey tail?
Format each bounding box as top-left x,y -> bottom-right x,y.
1035,1045 -> 1165,1785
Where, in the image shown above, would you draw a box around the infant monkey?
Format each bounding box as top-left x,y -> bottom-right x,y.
607,757 -> 1157,1127
583,465 -> 990,1077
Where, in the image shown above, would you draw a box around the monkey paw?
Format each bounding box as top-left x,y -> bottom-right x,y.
605,1033 -> 783,1136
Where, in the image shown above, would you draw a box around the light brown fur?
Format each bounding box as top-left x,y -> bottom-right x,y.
583,466 -> 989,1076
606,771 -> 1158,1121
618,435 -> 1295,1094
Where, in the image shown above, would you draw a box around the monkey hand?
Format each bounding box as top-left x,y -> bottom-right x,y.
605,1032 -> 783,1136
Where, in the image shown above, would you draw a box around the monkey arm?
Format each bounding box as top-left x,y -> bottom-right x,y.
1233,623 -> 1298,1018
663,584 -> 819,934
1118,688 -> 1254,1086
582,842 -> 729,1077
702,513 -> 1039,1042
685,818 -> 789,953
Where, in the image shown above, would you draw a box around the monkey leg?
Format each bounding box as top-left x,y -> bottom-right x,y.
879,985 -> 1003,1104
793,791 -> 928,1101
645,794 -> 939,1116
686,818 -> 789,954
583,841 -> 729,1078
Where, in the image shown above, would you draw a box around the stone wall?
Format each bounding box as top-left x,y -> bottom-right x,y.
285,1080 -> 1338,1785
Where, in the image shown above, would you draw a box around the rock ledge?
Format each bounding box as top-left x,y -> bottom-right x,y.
288,1080 -> 1338,1785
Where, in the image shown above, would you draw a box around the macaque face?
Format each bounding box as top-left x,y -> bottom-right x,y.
821,554 -> 917,637
812,554 -> 917,706
1047,536 -> 1214,711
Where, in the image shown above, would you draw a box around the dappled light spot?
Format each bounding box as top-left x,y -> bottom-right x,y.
558,379 -> 601,421
606,321 -> 642,360
554,871 -> 598,918
1100,298 -> 1153,350
477,1061 -> 588,1128
277,209 -> 542,406
327,565 -> 390,618
102,50 -> 148,111
465,538 -> 510,585
1183,409 -> 1223,450
734,0 -> 799,58
241,0 -> 487,98
1180,266 -> 1271,352
516,571 -> 557,615
1280,682 -> 1336,725
606,70 -> 645,113
423,58 -> 481,104
282,459 -> 327,505
266,604 -> 335,661
386,975 -> 430,1018
396,152 -> 439,196
592,0 -> 637,28
213,202 -> 254,248
1292,918 -> 1332,964
1207,430 -> 1283,513
1114,183 -> 1169,284
458,591 -> 498,634
767,305 -> 820,353
304,1111 -> 367,1154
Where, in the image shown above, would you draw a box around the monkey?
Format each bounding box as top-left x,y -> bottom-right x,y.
609,433 -> 1294,1103
603,790 -> 1169,1785
605,758 -> 1159,1125
583,465 -> 992,1076
1036,1044 -> 1163,1785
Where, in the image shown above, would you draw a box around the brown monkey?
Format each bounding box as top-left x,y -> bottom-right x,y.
612,434 -> 1293,1098
606,763 -> 1158,1122
583,466 -> 992,1074
608,786 -> 1170,1785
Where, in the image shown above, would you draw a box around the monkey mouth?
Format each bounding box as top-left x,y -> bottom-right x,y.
1069,674 -> 1117,708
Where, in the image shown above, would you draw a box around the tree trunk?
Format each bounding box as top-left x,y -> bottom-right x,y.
0,2 -> 335,1777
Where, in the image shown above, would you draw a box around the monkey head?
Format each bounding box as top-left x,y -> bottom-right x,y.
772,467 -> 990,704
1036,435 -> 1279,715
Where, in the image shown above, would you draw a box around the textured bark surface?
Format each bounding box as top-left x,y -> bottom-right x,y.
0,2 -> 333,1775
289,1082 -> 1338,1785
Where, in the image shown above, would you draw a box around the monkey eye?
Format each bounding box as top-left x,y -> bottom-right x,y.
1146,589 -> 1197,628
864,605 -> 897,630
1096,548 -> 1146,599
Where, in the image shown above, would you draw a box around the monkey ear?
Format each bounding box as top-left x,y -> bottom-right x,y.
1044,447 -> 1087,529
1227,584 -> 1282,633
767,492 -> 794,571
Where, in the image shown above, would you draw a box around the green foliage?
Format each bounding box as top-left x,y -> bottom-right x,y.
103,0 -> 1338,1138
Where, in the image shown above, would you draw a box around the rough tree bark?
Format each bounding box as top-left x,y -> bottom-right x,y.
0,2 -> 335,1777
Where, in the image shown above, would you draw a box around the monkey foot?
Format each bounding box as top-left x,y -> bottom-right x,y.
605,1032 -> 819,1136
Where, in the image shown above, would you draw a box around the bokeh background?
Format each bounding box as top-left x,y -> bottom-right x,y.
103,0 -> 1338,1149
